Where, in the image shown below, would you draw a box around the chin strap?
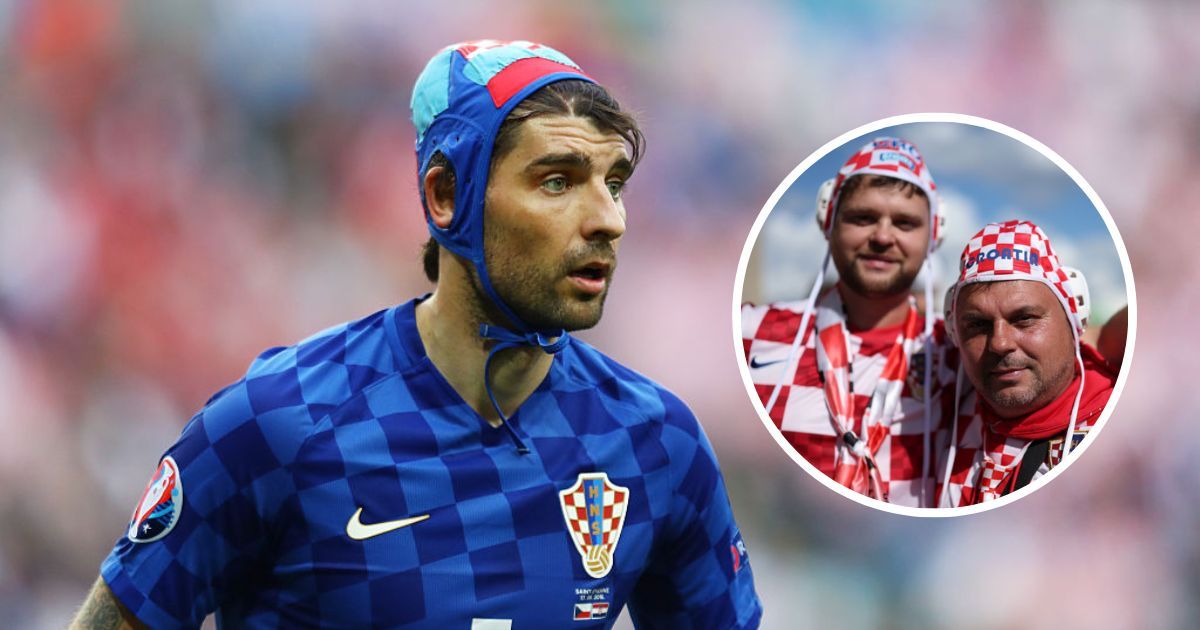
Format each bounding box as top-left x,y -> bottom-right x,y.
765,250 -> 831,416
1059,351 -> 1086,460
939,364 -> 965,508
479,324 -> 571,455
921,255 -> 935,507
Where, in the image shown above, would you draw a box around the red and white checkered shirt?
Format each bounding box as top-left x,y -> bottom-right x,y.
742,291 -> 956,506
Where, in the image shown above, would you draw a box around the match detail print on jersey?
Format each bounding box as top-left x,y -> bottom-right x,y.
344,508 -> 431,541
127,456 -> 183,543
559,472 -> 630,579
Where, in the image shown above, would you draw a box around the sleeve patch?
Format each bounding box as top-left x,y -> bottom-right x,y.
127,456 -> 184,543
730,531 -> 750,574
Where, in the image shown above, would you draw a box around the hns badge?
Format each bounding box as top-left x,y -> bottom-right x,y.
127,456 -> 183,543
559,472 -> 629,579
906,351 -> 928,399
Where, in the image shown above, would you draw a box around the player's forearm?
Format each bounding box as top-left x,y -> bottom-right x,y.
70,576 -> 146,630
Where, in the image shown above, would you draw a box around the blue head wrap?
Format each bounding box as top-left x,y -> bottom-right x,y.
412,40 -> 596,453
412,40 -> 594,335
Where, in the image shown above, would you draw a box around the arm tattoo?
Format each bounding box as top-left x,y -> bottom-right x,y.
71,577 -> 143,630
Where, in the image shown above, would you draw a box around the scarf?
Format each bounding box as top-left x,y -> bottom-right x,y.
971,344 -> 1116,502
815,288 -> 922,502
982,343 -> 1116,440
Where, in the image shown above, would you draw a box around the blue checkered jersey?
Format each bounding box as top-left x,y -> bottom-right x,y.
102,298 -> 762,629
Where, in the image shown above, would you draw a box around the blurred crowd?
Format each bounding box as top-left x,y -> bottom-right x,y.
2,1 -> 1198,628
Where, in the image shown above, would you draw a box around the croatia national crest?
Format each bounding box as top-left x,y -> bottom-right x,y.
127,455 -> 183,543
559,472 -> 629,579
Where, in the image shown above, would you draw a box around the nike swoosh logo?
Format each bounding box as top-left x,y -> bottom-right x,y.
749,356 -> 786,369
345,507 -> 430,541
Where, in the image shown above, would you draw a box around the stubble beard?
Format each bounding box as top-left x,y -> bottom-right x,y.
984,370 -> 1045,412
838,256 -> 921,299
980,354 -> 1075,417
475,241 -> 616,333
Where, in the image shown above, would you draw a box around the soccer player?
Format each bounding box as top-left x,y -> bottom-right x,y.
741,137 -> 953,507
72,40 -> 762,629
937,220 -> 1117,506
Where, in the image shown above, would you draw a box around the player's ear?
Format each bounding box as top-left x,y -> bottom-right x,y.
423,165 -> 455,229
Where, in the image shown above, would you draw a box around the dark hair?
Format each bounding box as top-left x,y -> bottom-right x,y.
837,174 -> 928,213
421,79 -> 643,282
493,79 -> 643,170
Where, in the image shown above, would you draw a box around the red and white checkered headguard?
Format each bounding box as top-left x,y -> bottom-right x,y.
822,137 -> 940,246
938,219 -> 1094,489
945,220 -> 1083,344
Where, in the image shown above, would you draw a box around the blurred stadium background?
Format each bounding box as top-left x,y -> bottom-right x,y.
0,1 -> 1194,628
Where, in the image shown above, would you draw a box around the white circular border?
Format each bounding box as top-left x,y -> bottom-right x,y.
730,113 -> 1138,518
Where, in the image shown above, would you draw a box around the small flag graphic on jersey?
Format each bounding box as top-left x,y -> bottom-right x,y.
559,472 -> 629,579
127,456 -> 183,543
574,603 -> 610,620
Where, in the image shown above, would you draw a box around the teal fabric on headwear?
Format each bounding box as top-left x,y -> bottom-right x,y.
410,48 -> 452,144
409,39 -> 593,335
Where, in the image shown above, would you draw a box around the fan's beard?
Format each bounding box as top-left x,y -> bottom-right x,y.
979,354 -> 1075,417
838,257 -> 921,298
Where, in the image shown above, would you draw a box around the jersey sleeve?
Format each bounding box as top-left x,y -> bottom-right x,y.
627,391 -> 763,629
100,357 -> 310,628
740,303 -> 769,358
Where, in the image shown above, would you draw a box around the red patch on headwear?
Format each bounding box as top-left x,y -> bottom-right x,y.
485,56 -> 589,107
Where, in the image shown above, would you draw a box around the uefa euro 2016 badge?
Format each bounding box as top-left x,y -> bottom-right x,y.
127,455 -> 183,543
559,472 -> 629,579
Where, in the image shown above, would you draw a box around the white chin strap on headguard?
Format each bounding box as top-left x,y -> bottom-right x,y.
939,220 -> 1090,506
764,137 -> 943,505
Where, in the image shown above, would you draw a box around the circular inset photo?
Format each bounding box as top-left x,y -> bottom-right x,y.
733,114 -> 1135,516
